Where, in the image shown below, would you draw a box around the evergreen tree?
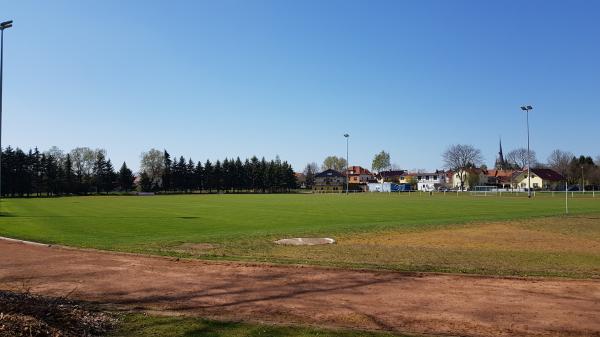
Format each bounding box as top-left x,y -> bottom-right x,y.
1,145 -> 301,196
213,160 -> 222,192
104,160 -> 116,193
162,150 -> 172,192
93,151 -> 109,193
186,158 -> 195,192
32,147 -> 43,196
44,154 -> 59,196
242,158 -> 251,191
63,154 -> 75,194
222,158 -> 232,192
118,162 -> 135,192
194,161 -> 203,191
139,172 -> 152,192
203,160 -> 213,193
234,157 -> 244,192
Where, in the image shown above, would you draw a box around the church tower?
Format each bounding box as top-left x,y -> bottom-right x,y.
495,138 -> 507,170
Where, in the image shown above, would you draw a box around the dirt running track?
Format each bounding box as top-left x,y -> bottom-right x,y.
1,240 -> 599,337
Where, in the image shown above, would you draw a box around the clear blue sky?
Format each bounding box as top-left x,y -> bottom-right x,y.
2,1 -> 599,172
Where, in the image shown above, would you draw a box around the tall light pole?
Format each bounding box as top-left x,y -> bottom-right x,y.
0,20 -> 13,209
581,165 -> 585,193
520,105 -> 533,198
344,133 -> 349,195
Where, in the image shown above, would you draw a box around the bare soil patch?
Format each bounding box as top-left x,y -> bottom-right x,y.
172,242 -> 218,253
1,239 -> 599,337
274,237 -> 336,246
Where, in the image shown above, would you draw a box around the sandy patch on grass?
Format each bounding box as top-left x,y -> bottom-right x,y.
172,242 -> 218,253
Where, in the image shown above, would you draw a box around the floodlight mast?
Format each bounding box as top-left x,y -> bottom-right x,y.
0,20 -> 13,211
520,105 -> 533,198
344,134 -> 349,195
581,165 -> 585,193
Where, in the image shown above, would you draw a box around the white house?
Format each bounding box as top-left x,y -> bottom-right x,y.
415,172 -> 447,191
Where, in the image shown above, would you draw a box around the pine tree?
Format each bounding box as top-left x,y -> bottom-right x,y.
93,151 -> 108,193
234,157 -> 244,192
204,160 -> 213,193
186,158 -> 195,193
162,150 -> 172,192
194,161 -> 203,191
118,162 -> 135,192
32,148 -> 42,196
44,154 -> 59,196
139,172 -> 152,192
102,159 -> 116,194
63,154 -> 74,194
213,160 -> 222,192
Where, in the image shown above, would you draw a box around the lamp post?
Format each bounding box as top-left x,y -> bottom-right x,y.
581,165 -> 585,194
0,20 -> 13,209
344,133 -> 349,195
520,105 -> 533,198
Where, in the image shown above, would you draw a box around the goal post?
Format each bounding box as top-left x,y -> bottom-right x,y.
470,186 -> 498,197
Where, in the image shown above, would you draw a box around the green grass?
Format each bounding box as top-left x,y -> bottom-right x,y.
108,313 -> 413,337
1,193 -> 599,277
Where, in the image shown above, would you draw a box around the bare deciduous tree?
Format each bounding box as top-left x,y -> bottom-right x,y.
506,148 -> 537,169
547,149 -> 573,178
442,144 -> 483,191
140,148 -> 165,188
70,147 -> 103,180
45,146 -> 66,166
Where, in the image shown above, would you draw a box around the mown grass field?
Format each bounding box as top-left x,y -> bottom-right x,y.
1,193 -> 599,277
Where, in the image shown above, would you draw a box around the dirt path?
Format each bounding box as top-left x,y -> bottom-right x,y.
1,239 -> 599,337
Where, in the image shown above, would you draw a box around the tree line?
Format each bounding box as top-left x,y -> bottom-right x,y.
1,146 -> 297,197
1,146 -> 135,197
139,149 -> 297,193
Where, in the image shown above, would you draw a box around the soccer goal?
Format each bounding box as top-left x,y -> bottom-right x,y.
470,186 -> 498,197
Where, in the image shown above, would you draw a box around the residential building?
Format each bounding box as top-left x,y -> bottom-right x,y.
399,173 -> 417,188
313,169 -> 346,192
415,171 -> 447,191
451,168 -> 487,190
346,166 -> 374,184
375,170 -> 406,183
512,168 -> 564,190
486,169 -> 516,189
399,171 -> 447,191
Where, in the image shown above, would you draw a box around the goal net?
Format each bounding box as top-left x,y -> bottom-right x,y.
471,186 -> 498,197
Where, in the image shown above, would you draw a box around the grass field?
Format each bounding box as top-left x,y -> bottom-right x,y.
109,314 -> 408,337
1,193 -> 599,277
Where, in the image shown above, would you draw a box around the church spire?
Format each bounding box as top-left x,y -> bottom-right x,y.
496,137 -> 506,170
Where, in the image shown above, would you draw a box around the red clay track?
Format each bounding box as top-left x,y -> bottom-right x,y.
1,239 -> 599,337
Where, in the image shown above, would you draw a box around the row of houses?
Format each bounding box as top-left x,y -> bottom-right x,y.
309,166 -> 565,192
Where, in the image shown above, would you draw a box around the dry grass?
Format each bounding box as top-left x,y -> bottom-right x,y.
190,215 -> 600,278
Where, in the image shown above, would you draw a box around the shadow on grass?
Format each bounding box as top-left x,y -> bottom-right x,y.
111,314 -> 404,337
